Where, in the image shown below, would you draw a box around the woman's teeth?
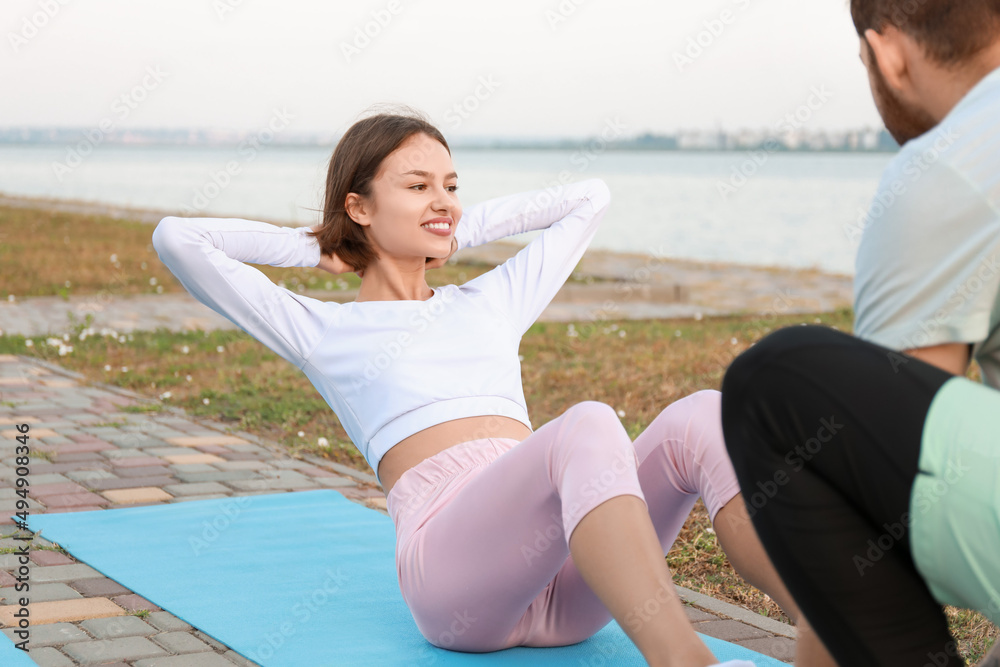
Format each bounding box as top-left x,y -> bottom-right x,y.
422,223 -> 450,230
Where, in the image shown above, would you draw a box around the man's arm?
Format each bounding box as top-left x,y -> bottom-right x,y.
903,342 -> 972,376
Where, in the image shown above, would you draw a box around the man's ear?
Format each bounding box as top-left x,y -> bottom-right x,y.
344,193 -> 370,227
865,26 -> 912,94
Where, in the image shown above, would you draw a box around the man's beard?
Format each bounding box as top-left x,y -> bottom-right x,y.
867,42 -> 938,145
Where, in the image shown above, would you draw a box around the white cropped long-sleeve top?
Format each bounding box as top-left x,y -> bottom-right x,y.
151,178 -> 612,485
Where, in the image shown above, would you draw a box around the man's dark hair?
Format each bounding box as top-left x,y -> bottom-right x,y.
851,0 -> 1000,66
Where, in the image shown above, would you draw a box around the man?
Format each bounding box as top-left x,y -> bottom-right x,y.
720,1 -> 1000,665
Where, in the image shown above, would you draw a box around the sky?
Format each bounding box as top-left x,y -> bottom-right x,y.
2,0 -> 879,139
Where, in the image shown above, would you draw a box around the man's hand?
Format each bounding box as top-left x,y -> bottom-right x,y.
426,237 -> 458,271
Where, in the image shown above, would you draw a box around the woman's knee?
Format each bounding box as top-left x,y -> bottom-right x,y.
563,400 -> 630,442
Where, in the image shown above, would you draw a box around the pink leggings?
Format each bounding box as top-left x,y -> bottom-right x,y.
386,390 -> 740,653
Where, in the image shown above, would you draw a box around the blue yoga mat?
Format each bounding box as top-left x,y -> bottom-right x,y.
0,633 -> 42,666
21,490 -> 788,665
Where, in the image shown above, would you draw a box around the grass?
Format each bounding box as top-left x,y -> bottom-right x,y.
2,203 -> 996,661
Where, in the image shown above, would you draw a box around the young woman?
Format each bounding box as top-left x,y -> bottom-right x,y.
152,108 -> 801,667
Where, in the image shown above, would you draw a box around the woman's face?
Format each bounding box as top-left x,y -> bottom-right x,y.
353,132 -> 462,264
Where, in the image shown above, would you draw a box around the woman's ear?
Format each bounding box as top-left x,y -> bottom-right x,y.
865,26 -> 912,95
344,193 -> 370,227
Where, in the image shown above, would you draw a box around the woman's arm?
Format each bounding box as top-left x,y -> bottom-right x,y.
151,216 -> 333,371
458,178 -> 612,337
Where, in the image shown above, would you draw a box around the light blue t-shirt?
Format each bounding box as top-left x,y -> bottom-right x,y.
853,65 -> 1000,387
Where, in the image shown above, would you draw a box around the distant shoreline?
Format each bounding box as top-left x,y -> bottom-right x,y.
0,141 -> 899,154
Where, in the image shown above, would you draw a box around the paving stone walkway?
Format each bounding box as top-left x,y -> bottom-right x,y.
0,354 -> 797,665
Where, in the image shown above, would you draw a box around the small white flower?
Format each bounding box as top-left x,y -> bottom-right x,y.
104,364 -> 111,371
160,391 -> 172,400
78,332 -> 87,341
325,281 -> 333,290
297,430 -> 305,438
317,437 -> 330,448
118,335 -> 126,343
674,330 -> 682,337
616,409 -> 626,418
202,398 -> 210,405
216,346 -> 224,353
121,366 -> 128,373
156,285 -> 163,294
731,338 -> 738,346
149,277 -> 158,286
63,333 -> 70,341
182,345 -> 189,354
110,253 -> 117,263
707,527 -> 716,534
694,312 -> 704,321
64,280 -> 71,288
7,295 -> 14,302
619,330 -> 626,338
186,374 -> 193,382
24,339 -> 33,347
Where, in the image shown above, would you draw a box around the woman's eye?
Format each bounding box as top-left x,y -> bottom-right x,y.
409,184 -> 459,192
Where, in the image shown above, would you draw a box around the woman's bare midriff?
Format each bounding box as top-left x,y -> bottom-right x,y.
378,415 -> 533,498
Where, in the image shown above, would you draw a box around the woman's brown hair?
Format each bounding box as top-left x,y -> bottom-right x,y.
305,105 -> 451,273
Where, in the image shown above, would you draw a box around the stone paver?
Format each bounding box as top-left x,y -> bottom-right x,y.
100,487 -> 174,504
0,350 -> 798,665
62,636 -> 168,664
0,597 -> 124,625
79,615 -> 157,639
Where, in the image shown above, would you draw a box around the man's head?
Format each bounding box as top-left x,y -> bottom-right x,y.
851,0 -> 1000,144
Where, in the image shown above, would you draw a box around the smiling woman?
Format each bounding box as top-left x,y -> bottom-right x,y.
151,103 -> 795,667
